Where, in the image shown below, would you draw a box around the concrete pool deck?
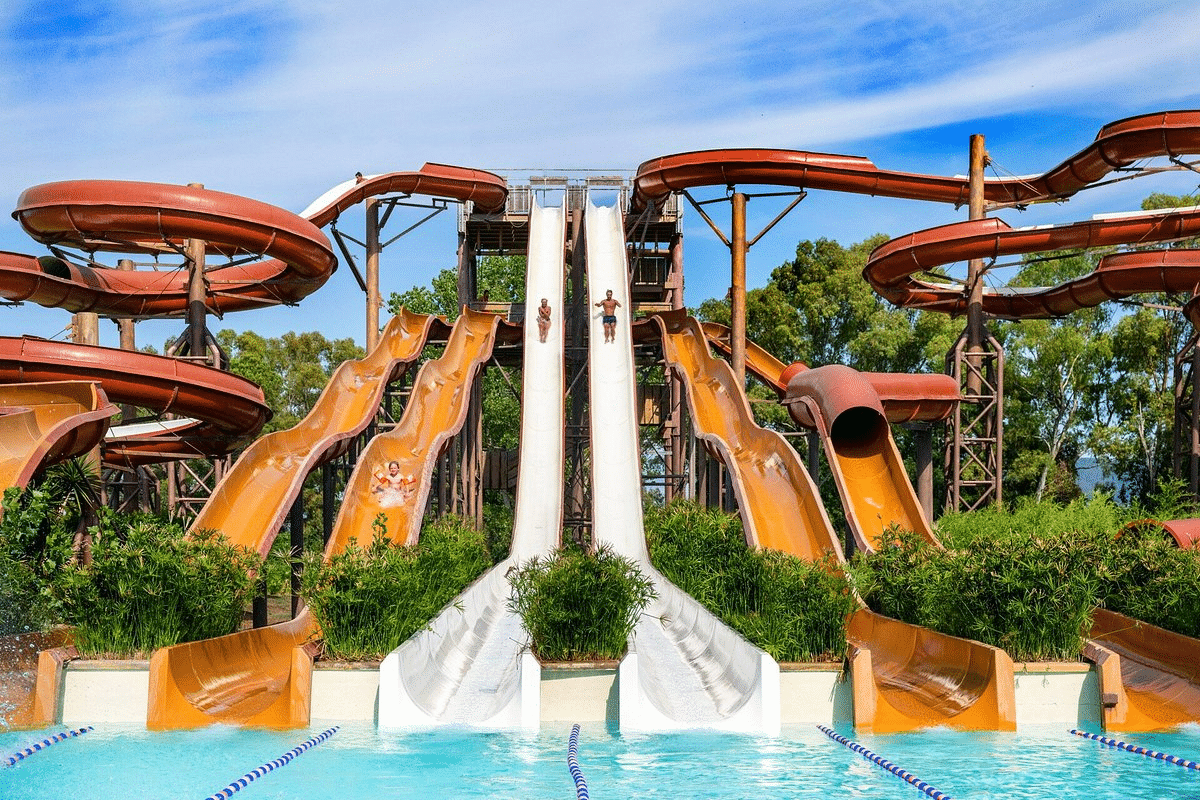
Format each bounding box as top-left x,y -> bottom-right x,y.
53,659 -> 1102,729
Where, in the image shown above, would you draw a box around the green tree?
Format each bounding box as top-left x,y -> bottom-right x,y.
1087,192 -> 1199,502
997,250 -> 1113,502
216,329 -> 364,433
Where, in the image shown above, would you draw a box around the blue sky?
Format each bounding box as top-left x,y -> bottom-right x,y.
2,0 -> 1199,349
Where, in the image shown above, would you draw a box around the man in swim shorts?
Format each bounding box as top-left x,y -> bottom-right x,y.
594,289 -> 621,343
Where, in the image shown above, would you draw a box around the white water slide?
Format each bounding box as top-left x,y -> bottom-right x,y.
378,201 -> 566,728
585,201 -> 780,734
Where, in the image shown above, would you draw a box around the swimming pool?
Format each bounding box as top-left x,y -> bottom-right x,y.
2,722 -> 1198,799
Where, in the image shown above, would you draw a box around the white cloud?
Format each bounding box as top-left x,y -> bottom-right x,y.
0,0 -> 1198,344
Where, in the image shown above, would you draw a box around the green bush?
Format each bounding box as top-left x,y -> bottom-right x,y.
301,514 -> 491,660
646,501 -> 854,662
507,544 -> 655,661
1099,531 -> 1200,637
58,513 -> 261,657
851,526 -> 1104,661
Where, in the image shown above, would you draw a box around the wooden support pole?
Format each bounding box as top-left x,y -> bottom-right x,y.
966,135 -> 987,395
186,183 -> 207,362
730,191 -> 748,388
365,197 -> 381,352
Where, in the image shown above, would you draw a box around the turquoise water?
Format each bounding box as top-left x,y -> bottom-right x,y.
2,722 -> 1200,799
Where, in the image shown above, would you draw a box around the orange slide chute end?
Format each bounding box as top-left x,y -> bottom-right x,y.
1088,607 -> 1200,732
847,609 -> 1016,734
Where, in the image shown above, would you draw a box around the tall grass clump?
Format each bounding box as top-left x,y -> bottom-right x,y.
301,514 -> 491,661
507,544 -> 654,661
0,486 -> 76,634
1098,527 -> 1200,637
645,501 -> 854,662
57,513 -> 260,656
934,494 -> 1129,549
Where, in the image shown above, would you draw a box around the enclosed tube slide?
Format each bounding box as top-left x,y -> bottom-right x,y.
632,110 -> 1200,213
585,202 -> 779,734
378,202 -> 566,729
146,310 -> 501,729
660,315 -> 1013,733
700,321 -> 961,424
783,365 -> 938,552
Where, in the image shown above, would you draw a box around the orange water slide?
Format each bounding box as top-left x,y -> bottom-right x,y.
652,311 -> 841,559
190,309 -> 443,558
864,206 -> 1200,731
146,309 -> 502,729
631,110 -> 1200,212
0,382 -> 116,492
1087,608 -> 1200,732
654,312 -> 1014,733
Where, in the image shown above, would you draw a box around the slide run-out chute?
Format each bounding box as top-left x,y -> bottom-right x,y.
587,201 -> 780,734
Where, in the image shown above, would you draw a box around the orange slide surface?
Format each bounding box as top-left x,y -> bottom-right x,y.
656,312 -> 1014,733
653,311 -> 840,559
190,309 -> 442,558
0,382 -> 116,494
146,309 -> 501,729
1088,608 -> 1200,732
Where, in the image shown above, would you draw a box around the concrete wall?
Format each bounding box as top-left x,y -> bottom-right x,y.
57,661 -> 1107,729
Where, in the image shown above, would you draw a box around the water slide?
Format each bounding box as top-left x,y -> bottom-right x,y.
379,201 -> 566,729
0,164 -> 505,464
585,202 -> 780,734
1087,608 -> 1200,732
189,309 -> 441,558
701,321 -> 960,425
653,312 -> 841,559
863,208 -> 1200,316
631,110 -> 1200,213
861,205 -> 1200,731
0,382 -> 116,494
146,309 -> 501,729
655,312 -> 1014,733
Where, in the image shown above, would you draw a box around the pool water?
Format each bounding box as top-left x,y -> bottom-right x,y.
2,722 -> 1199,799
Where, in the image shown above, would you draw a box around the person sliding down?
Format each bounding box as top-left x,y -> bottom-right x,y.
537,297 -> 552,343
594,289 -> 621,343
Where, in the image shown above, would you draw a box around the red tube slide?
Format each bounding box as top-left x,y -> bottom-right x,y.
632,110 -> 1200,212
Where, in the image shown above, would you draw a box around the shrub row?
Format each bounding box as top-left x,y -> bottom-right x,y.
645,501 -> 854,662
300,514 -> 492,660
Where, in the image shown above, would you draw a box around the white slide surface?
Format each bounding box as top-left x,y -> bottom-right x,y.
378,201 -> 566,728
585,201 -> 779,734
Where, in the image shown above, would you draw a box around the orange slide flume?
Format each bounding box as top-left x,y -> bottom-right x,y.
662,312 -> 1014,733
146,309 -> 500,729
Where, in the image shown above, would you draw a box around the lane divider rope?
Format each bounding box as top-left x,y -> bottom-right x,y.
567,723 -> 590,800
818,725 -> 953,800
1070,729 -> 1200,771
2,726 -> 93,767
203,726 -> 340,800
